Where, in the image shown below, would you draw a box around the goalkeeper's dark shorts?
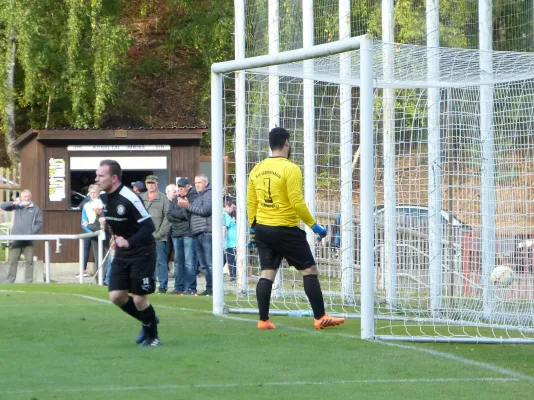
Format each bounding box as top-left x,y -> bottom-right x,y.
255,224 -> 316,270
108,242 -> 156,295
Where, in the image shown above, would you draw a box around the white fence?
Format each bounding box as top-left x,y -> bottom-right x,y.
0,231 -> 105,284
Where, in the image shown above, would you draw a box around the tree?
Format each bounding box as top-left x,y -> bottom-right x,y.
0,0 -> 23,164
0,0 -> 129,164
64,0 -> 130,127
164,0 -> 234,147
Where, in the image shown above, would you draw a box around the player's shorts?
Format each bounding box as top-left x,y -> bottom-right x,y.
108,242 -> 156,295
255,224 -> 316,270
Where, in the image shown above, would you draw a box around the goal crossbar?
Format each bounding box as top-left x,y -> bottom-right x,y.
241,42 -> 534,89
211,35 -> 369,74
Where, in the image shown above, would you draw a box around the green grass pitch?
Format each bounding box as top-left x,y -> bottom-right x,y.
0,284 -> 533,400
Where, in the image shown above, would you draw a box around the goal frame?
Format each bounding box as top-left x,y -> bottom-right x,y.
210,35 -> 534,344
210,34 -> 376,339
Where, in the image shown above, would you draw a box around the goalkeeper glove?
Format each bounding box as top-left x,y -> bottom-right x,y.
249,227 -> 256,248
311,222 -> 327,241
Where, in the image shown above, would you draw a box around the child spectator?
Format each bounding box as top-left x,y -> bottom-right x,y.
223,197 -> 237,281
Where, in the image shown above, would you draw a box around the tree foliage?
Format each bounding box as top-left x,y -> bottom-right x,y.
161,0 -> 234,148
0,0 -> 128,164
65,0 -> 129,126
0,0 -> 533,165
164,0 -> 234,112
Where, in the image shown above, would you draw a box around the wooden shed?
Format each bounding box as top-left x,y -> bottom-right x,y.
12,127 -> 207,263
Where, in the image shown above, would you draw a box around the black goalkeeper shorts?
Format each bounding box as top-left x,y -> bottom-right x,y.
255,224 -> 316,270
108,242 -> 156,295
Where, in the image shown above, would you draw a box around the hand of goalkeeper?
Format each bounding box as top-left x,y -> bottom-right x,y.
311,222 -> 327,241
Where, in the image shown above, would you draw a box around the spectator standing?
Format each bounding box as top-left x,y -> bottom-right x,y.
223,198 -> 237,281
222,187 -> 236,205
131,181 -> 144,195
86,201 -> 113,285
167,178 -> 198,295
79,184 -> 101,277
0,190 -> 43,283
178,174 -> 212,296
165,184 -> 178,276
166,184 -> 177,201
140,175 -> 171,294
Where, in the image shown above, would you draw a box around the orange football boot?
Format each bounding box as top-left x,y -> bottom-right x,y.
314,314 -> 346,329
258,319 -> 277,330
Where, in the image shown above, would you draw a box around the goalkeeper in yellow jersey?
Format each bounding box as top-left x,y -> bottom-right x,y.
247,127 -> 346,330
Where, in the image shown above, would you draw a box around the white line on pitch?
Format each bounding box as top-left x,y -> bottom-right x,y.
75,294 -> 111,303
0,377 -> 519,395
376,341 -> 534,383
5,290 -> 534,384
220,314 -> 534,383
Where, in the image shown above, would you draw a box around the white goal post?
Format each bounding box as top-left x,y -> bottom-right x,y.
210,34 -> 375,333
210,34 -> 534,343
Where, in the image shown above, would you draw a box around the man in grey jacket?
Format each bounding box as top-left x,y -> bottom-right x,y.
140,175 -> 171,294
0,189 -> 43,283
177,174 -> 212,296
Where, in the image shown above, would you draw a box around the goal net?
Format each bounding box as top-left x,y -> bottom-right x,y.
212,36 -> 534,343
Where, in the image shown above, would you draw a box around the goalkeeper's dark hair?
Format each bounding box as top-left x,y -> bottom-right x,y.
269,127 -> 290,151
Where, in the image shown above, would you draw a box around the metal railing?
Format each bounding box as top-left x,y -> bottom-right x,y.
0,231 -> 105,284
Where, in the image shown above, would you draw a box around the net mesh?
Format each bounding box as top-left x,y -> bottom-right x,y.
247,42 -> 534,87
221,40 -> 534,341
244,0 -> 534,55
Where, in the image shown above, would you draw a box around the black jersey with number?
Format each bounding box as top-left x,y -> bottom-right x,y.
100,184 -> 154,247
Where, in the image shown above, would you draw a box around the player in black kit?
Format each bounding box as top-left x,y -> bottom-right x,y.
95,159 -> 161,347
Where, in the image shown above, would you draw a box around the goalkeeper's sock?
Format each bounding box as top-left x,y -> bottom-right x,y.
256,278 -> 273,321
120,296 -> 141,321
139,304 -> 158,339
303,274 -> 326,319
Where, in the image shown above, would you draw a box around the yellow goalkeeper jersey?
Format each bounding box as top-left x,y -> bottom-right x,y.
247,157 -> 316,228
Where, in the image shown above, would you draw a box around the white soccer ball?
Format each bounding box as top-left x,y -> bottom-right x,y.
490,265 -> 515,286
91,199 -> 103,210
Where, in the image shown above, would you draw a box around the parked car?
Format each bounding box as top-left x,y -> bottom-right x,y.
328,205 -> 467,246
322,205 -> 471,269
502,236 -> 534,273
374,205 -> 469,231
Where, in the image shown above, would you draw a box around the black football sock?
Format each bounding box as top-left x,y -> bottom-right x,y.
256,277 -> 273,321
120,296 -> 141,321
139,305 -> 158,339
303,274 -> 326,319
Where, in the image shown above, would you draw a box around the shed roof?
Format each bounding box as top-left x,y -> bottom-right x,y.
13,127 -> 207,150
